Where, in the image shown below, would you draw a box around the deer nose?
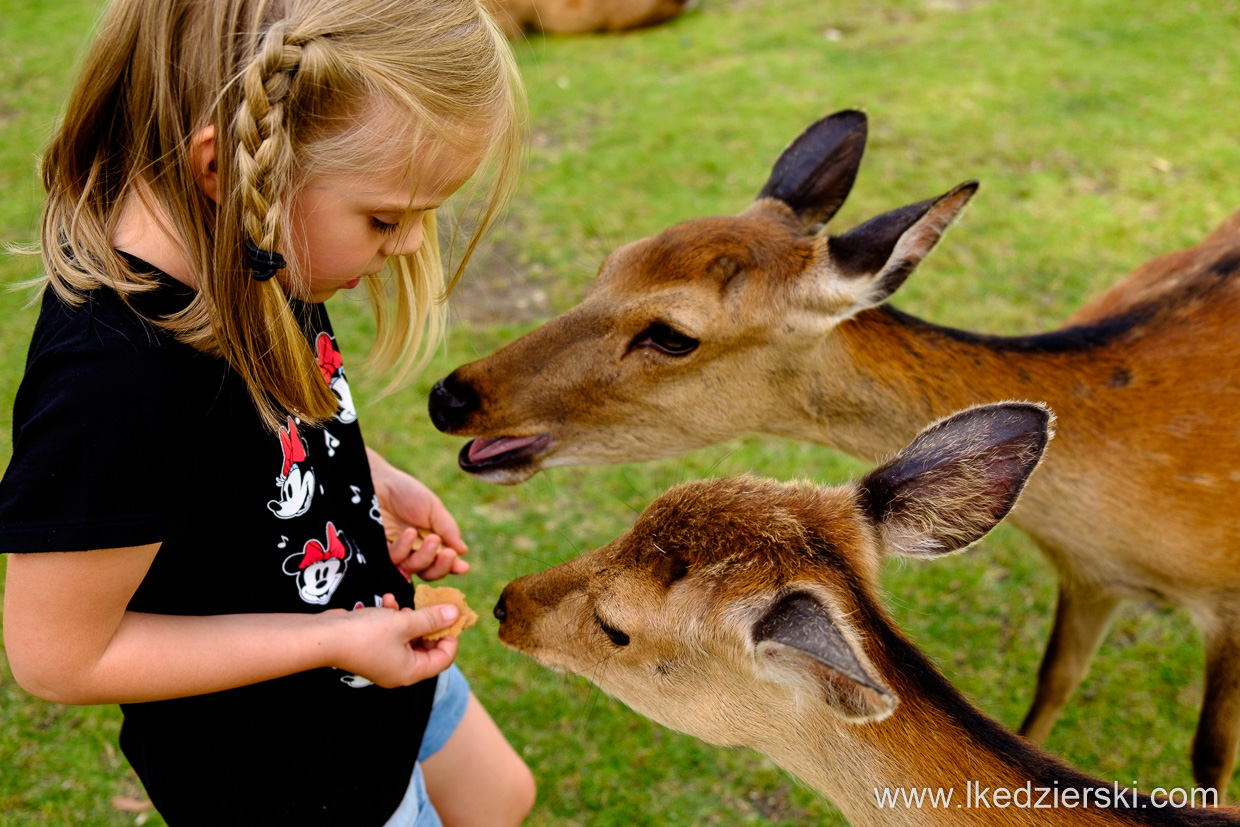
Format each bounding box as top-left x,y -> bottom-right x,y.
493,593 -> 508,622
428,372 -> 481,433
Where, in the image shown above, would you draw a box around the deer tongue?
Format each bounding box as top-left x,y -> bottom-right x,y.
467,435 -> 546,464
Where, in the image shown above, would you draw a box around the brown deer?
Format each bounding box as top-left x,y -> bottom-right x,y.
482,0 -> 691,37
495,404 -> 1240,825
430,110 -> 1240,794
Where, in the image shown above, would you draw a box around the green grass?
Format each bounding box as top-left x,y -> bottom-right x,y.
3,0 -> 1240,823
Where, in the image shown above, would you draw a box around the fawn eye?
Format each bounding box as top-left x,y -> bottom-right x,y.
630,322 -> 699,357
595,612 -> 630,647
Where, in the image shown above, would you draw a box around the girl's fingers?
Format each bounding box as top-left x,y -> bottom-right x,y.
392,534 -> 469,581
413,635 -> 459,674
403,603 -> 459,641
399,534 -> 441,575
387,527 -> 418,569
432,511 -> 468,555
418,548 -> 459,582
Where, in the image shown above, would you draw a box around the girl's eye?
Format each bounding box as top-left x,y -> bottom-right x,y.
370,217 -> 401,236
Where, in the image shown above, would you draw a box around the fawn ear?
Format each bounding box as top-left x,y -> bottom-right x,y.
753,592 -> 897,722
803,181 -> 977,319
858,402 -> 1053,558
754,110 -> 867,234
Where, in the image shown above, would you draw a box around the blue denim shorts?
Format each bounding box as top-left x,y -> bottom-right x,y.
419,663 -> 471,761
381,664 -> 471,827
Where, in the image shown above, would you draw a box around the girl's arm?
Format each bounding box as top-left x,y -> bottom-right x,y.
2,543 -> 459,706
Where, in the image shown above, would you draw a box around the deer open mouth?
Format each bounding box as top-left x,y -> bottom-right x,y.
458,434 -> 553,474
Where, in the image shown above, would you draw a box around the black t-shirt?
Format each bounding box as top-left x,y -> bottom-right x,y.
0,261 -> 434,826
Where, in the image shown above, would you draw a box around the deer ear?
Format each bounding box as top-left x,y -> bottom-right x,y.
817,180 -> 978,313
858,402 -> 1054,558
753,593 -> 897,722
755,110 -> 867,235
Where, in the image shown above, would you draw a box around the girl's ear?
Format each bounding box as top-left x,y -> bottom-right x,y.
191,126 -> 219,204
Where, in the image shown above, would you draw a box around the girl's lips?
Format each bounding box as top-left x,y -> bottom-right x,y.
344,276 -> 362,289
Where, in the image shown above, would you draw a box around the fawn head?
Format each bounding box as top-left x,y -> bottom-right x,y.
494,402 -> 1052,749
431,110 -> 978,483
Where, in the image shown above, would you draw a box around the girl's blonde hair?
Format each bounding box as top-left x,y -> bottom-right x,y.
41,0 -> 525,430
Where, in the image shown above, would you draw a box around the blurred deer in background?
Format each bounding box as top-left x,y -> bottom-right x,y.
431,110 -> 1240,793
495,404 -> 1240,825
483,0 -> 691,37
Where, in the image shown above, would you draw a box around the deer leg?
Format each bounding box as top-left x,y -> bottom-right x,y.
1019,582 -> 1120,743
1192,631 -> 1240,801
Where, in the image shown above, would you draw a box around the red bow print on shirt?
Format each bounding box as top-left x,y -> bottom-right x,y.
317,332 -> 343,386
279,417 -> 308,477
300,522 -> 347,569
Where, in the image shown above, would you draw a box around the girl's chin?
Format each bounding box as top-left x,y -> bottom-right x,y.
343,276 -> 362,290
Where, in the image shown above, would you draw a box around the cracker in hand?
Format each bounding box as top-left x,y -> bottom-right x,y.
379,506 -> 432,544
414,584 -> 478,640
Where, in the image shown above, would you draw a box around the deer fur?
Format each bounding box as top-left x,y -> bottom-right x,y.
430,110 -> 1240,794
495,404 -> 1240,826
483,0 -> 690,37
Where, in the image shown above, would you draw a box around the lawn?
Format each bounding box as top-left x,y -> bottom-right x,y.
2,0 -> 1239,824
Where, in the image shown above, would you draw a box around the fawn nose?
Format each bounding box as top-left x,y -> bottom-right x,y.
493,593 -> 508,622
428,372 -> 481,432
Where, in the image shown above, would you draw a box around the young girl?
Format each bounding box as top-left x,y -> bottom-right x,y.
0,0 -> 535,825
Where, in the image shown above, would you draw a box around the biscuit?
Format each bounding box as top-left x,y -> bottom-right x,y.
380,507 -> 432,544
414,584 -> 478,639
386,526 -> 432,543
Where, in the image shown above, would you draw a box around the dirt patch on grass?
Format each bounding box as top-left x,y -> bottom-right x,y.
448,238 -> 552,325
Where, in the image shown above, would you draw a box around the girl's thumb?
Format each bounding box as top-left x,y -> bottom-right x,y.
408,603 -> 459,639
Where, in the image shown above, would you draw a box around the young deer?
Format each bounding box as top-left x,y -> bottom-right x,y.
430,111 -> 1240,793
495,404 -> 1240,826
483,0 -> 690,37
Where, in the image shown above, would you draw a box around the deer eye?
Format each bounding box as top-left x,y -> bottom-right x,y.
630,322 -> 699,357
595,612 -> 630,647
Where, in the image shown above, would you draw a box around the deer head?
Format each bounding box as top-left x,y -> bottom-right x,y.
430,110 -> 978,483
494,403 -> 1052,755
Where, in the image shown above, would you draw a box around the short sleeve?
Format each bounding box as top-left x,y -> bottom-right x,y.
0,293 -> 216,553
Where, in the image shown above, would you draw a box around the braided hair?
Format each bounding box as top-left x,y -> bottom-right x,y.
41,0 -> 525,430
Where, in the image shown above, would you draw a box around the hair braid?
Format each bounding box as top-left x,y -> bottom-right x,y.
40,0 -> 525,432
234,23 -> 306,256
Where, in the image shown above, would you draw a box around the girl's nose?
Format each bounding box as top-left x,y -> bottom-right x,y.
384,220 -> 424,258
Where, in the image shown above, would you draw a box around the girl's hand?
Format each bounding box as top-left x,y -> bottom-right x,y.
326,593 -> 460,688
367,448 -> 469,581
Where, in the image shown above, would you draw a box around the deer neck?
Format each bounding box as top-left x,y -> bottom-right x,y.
785,304 -> 1112,464
755,613 -> 1143,826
